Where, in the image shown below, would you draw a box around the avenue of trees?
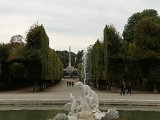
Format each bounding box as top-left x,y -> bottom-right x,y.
0,9 -> 160,93
0,24 -> 63,92
84,9 -> 160,92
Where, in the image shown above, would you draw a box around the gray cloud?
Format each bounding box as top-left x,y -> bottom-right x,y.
0,0 -> 160,53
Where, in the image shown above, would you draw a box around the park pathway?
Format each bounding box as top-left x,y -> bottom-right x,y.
0,78 -> 160,100
0,78 -> 160,109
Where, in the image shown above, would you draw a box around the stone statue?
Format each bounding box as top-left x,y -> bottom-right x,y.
75,82 -> 99,111
53,81 -> 119,120
53,113 -> 67,120
69,93 -> 78,115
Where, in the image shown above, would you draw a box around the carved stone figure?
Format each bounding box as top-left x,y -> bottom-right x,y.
69,93 -> 77,115
75,82 -> 99,111
77,111 -> 95,120
53,81 -> 119,120
53,113 -> 67,120
86,87 -> 99,110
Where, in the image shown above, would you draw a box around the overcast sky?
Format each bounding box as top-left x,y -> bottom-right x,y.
0,0 -> 159,53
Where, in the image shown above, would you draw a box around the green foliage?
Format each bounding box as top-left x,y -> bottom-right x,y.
51,50 -> 63,80
104,25 -> 121,58
52,50 -> 57,80
146,65 -> 160,90
134,17 -> 160,58
127,43 -> 142,60
147,65 -> 160,82
26,24 -> 49,49
123,9 -> 160,90
10,62 -> 27,81
56,50 -> 76,68
86,47 -> 92,82
85,24 -> 123,88
91,40 -> 104,81
22,47 -> 41,60
123,9 -> 159,43
8,44 -> 25,61
0,43 -> 10,62
75,50 -> 83,68
26,23 -> 50,81
0,23 -> 63,91
55,57 -> 63,80
0,64 -> 1,78
103,25 -> 122,81
56,50 -> 68,68
1,9 -> 160,92
78,63 -> 82,81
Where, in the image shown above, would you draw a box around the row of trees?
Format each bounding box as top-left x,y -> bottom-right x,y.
0,24 -> 63,92
84,9 -> 160,92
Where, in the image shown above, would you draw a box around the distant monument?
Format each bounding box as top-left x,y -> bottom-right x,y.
63,46 -> 77,78
69,45 -> 72,67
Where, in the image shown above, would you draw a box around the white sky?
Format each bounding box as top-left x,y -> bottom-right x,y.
0,0 -> 159,53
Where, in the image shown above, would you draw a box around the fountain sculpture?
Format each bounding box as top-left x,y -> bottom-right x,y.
53,81 -> 119,120
53,51 -> 118,120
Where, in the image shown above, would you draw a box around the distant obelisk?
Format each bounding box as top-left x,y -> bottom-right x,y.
69,46 -> 71,67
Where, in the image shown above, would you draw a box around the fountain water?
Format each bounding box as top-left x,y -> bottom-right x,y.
53,51 -> 119,120
82,50 -> 87,85
53,81 -> 119,120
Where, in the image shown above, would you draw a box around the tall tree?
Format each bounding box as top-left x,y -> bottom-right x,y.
0,43 -> 10,62
91,40 -> 103,85
123,9 -> 159,43
10,35 -> 24,45
26,24 -> 49,81
10,62 -> 27,81
134,17 -> 160,57
103,25 -> 121,81
103,25 -> 124,90
123,9 -> 160,91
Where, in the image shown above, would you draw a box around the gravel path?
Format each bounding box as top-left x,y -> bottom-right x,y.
0,78 -> 159,101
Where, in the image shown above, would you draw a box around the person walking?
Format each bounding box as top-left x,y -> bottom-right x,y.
120,82 -> 125,96
127,82 -> 132,95
69,81 -> 71,87
71,81 -> 74,87
67,81 -> 69,87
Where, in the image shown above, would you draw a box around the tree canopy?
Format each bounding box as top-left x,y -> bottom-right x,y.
123,9 -> 159,43
83,9 -> 160,92
0,24 -> 63,91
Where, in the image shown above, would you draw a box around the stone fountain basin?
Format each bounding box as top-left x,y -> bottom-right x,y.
0,99 -> 159,111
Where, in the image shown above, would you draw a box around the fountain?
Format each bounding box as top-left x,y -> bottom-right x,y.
52,51 -> 119,120
53,81 -> 119,120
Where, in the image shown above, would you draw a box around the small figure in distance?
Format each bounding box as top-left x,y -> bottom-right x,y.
67,81 -> 69,87
71,81 -> 74,87
127,82 -> 132,95
120,82 -> 125,96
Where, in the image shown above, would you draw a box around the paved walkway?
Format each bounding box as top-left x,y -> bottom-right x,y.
0,78 -> 160,109
0,78 -> 159,101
